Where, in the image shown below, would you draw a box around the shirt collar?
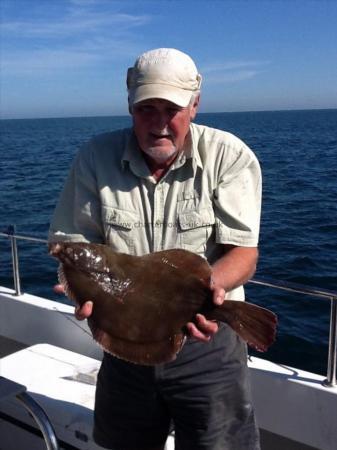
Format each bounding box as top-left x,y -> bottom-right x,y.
186,123 -> 204,170
121,130 -> 150,178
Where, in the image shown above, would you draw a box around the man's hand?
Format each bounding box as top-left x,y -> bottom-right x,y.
185,277 -> 225,342
185,245 -> 258,343
53,284 -> 93,321
185,314 -> 220,342
74,301 -> 93,320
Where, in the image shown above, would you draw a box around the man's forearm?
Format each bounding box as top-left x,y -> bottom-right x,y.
211,245 -> 258,293
186,245 -> 259,339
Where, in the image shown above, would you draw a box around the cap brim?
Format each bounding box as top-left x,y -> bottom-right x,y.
129,84 -> 193,108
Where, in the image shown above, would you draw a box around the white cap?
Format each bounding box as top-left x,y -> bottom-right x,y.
127,48 -> 202,107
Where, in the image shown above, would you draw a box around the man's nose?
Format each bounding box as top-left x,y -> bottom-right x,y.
152,112 -> 170,129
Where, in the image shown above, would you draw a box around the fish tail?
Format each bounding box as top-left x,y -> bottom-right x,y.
206,301 -> 277,352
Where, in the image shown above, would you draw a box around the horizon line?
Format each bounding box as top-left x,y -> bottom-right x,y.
1,106 -> 337,121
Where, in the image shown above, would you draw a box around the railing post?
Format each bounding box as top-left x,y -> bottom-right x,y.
8,225 -> 22,296
324,296 -> 337,387
16,391 -> 60,450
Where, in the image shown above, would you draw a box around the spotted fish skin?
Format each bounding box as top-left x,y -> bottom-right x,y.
49,242 -> 277,365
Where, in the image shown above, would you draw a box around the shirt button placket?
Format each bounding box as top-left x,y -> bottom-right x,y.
153,183 -> 165,252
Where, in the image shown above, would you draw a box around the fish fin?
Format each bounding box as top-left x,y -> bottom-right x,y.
206,301 -> 277,352
89,320 -> 185,365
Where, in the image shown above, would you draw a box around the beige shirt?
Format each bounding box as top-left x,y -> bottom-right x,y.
49,123 -> 262,299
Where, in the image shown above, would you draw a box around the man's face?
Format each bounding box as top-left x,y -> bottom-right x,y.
131,97 -> 199,164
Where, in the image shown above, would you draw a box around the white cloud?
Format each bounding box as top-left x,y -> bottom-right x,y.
205,70 -> 263,84
1,3 -> 151,77
1,13 -> 150,38
201,61 -> 269,73
2,37 -> 142,76
69,0 -> 101,5
3,49 -> 98,75
201,60 -> 269,84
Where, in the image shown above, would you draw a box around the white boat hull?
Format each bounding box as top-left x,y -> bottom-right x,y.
1,288 -> 336,450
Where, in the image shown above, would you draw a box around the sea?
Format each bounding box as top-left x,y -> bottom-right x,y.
1,109 -> 336,376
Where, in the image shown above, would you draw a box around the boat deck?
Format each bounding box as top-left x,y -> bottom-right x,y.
260,430 -> 317,450
0,335 -> 27,358
0,336 -> 320,450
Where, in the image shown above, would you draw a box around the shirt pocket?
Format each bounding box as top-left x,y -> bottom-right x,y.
178,206 -> 215,254
101,206 -> 138,254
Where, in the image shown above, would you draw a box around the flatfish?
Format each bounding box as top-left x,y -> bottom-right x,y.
49,242 -> 277,365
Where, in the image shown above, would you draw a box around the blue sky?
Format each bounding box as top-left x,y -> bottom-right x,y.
1,0 -> 337,119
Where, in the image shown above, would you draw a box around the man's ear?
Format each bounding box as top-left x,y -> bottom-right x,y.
190,95 -> 200,121
128,97 -> 133,115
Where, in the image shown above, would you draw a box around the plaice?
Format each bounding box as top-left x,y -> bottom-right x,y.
49,242 -> 277,365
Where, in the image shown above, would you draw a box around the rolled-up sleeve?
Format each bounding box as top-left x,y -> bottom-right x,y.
48,142 -> 104,243
214,144 -> 262,247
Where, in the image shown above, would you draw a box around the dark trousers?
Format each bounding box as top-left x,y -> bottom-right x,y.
93,325 -> 260,450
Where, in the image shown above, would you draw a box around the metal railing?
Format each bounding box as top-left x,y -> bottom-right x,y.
0,376 -> 59,450
1,227 -> 337,387
249,277 -> 337,388
17,391 -> 60,450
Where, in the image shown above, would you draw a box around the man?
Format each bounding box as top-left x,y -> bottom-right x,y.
49,48 -> 262,450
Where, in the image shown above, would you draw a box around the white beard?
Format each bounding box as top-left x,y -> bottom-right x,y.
142,144 -> 178,164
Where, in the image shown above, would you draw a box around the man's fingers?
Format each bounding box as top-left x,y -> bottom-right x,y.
54,284 -> 65,294
54,284 -> 93,320
74,301 -> 93,321
195,314 -> 219,334
213,286 -> 226,305
186,322 -> 211,342
186,314 -> 219,342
